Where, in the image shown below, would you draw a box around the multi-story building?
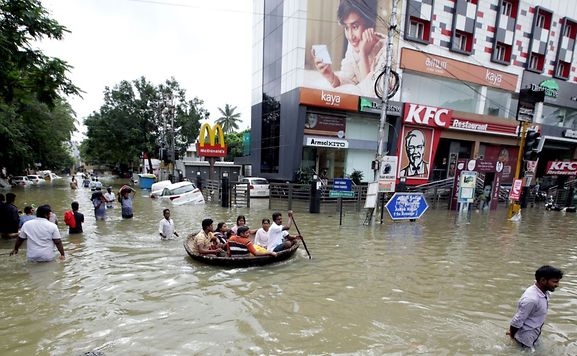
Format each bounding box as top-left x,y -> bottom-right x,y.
250,0 -> 577,186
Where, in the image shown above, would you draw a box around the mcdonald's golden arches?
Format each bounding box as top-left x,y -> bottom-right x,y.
196,123 -> 227,157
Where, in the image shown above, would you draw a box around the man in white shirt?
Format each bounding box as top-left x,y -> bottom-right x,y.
158,208 -> 179,240
104,186 -> 116,209
10,204 -> 65,262
267,210 -> 301,253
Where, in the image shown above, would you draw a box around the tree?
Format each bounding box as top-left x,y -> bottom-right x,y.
0,0 -> 80,174
224,130 -> 248,161
215,104 -> 241,134
82,77 -> 208,171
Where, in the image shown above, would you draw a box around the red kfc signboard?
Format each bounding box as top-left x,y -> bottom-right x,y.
546,161 -> 577,175
403,103 -> 453,127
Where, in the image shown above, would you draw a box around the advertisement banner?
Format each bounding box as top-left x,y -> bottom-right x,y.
545,161 -> 577,175
509,179 -> 523,200
378,155 -> 398,192
304,0 -> 400,99
304,113 -> 346,138
397,125 -> 440,184
458,171 -> 477,203
483,145 -> 519,184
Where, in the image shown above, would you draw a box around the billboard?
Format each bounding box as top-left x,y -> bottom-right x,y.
304,0 -> 400,98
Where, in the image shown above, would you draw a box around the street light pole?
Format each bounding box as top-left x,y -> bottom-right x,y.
374,0 -> 398,182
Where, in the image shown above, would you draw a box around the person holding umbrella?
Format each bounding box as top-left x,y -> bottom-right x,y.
118,185 -> 136,219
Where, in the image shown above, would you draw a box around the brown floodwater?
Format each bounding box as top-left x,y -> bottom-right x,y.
1,178 -> 576,355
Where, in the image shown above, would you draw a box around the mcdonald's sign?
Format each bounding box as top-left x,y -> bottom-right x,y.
196,123 -> 227,157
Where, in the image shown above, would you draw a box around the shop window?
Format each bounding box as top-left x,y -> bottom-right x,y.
484,87 -> 514,118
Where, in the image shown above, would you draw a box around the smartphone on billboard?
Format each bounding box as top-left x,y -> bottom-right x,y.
312,44 -> 332,65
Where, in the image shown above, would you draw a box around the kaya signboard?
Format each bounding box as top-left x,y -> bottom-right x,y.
400,48 -> 518,91
303,0 -> 400,99
521,71 -> 577,109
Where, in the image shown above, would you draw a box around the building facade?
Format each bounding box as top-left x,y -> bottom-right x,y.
250,0 -> 577,185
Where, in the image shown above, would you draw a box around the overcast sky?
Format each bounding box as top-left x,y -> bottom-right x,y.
39,0 -> 253,136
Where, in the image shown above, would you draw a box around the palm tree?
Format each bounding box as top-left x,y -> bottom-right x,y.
215,104 -> 241,133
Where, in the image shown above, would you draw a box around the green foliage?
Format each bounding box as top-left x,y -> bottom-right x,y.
82,77 -> 208,169
295,168 -> 315,184
349,169 -> 364,185
215,104 -> 241,134
223,129 -> 250,161
0,0 -> 79,173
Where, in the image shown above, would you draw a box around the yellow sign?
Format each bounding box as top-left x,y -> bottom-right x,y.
197,123 -> 227,157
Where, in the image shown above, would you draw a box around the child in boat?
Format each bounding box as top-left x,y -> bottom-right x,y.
227,226 -> 276,257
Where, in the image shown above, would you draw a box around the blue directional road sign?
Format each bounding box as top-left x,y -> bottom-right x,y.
333,178 -> 352,191
385,193 -> 429,220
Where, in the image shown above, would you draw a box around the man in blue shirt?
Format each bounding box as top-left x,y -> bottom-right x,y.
508,265 -> 563,349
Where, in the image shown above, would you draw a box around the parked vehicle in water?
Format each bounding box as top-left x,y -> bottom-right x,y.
150,180 -> 174,198
153,181 -> 204,205
12,176 -> 30,186
27,175 -> 44,185
238,177 -> 270,197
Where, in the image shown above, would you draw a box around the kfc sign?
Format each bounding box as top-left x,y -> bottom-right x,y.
403,103 -> 453,128
546,161 -> 577,175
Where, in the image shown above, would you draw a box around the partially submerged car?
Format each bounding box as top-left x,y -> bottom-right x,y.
152,181 -> 204,205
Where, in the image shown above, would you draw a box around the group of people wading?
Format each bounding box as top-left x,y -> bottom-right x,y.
186,211 -> 302,258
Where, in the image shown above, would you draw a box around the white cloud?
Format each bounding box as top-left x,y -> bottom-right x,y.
38,0 -> 253,134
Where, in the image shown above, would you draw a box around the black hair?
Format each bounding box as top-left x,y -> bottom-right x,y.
36,204 -> 52,218
272,212 -> 282,221
163,208 -> 170,215
237,226 -> 250,235
337,0 -> 377,29
71,201 -> 79,210
216,222 -> 226,232
236,215 -> 246,224
202,218 -> 213,230
6,192 -> 16,203
535,265 -> 563,281
24,206 -> 33,214
261,218 -> 270,224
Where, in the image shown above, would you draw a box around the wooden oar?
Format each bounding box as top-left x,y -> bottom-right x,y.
291,215 -> 311,259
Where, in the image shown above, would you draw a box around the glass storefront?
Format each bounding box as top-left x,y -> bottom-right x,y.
484,87 -> 518,119
541,104 -> 577,128
401,71 -> 480,113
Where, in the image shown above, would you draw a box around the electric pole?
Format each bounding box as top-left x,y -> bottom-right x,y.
374,0 -> 398,181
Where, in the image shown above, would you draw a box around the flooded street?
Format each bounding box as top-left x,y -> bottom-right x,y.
1,179 -> 576,355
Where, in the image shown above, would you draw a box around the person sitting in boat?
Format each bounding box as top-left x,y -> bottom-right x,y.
214,222 -> 229,245
190,218 -> 224,256
267,211 -> 301,253
254,218 -> 289,250
227,226 -> 276,257
230,215 -> 257,236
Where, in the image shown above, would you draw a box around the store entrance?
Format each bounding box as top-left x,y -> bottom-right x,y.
302,147 -> 346,180
432,139 -> 473,181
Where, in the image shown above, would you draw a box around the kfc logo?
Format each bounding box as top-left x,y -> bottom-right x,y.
546,161 -> 577,175
403,103 -> 453,128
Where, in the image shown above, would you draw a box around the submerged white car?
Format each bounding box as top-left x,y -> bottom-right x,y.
238,177 -> 270,197
150,180 -> 173,198
27,175 -> 44,185
153,181 -> 205,205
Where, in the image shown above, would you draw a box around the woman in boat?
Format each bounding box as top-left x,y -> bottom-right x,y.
230,215 -> 257,236
214,222 -> 229,245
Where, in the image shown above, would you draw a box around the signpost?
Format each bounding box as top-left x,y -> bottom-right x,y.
509,179 -> 523,200
330,178 -> 353,225
385,193 -> 429,220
